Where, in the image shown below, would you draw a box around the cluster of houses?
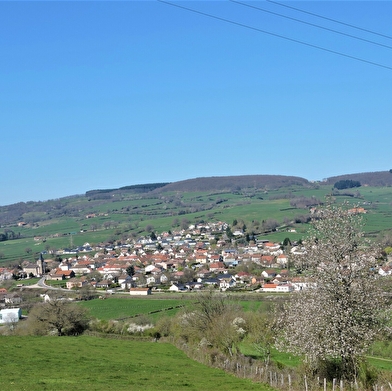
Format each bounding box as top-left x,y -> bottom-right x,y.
1,221 -> 391,305
4,221 -> 314,296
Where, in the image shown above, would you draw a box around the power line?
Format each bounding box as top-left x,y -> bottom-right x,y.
157,0 -> 392,71
266,0 -> 392,41
230,0 -> 392,50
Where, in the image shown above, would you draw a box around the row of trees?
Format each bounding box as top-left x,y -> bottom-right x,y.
334,179 -> 361,190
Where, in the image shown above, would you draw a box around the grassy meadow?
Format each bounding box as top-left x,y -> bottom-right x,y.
0,336 -> 274,391
77,296 -> 191,321
77,294 -> 392,374
77,294 -> 277,322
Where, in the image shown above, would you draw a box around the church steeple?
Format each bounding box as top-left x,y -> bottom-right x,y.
37,252 -> 45,276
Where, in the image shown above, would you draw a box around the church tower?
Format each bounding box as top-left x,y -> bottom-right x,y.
37,253 -> 45,276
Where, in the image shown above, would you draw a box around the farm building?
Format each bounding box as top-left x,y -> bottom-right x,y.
0,308 -> 22,323
129,287 -> 152,296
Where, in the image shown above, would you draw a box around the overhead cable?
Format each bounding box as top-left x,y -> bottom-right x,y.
266,0 -> 392,41
157,0 -> 392,71
230,0 -> 392,50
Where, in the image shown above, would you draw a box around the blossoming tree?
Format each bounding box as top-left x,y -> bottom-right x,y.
275,204 -> 390,381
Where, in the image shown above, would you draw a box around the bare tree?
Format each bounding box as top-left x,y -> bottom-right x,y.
275,204 -> 390,382
180,218 -> 190,230
27,298 -> 91,336
25,247 -> 32,255
262,218 -> 279,232
145,224 -> 154,233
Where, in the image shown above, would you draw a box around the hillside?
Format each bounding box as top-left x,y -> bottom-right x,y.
1,171 -> 392,265
325,170 -> 392,187
155,175 -> 312,192
1,172 -> 391,227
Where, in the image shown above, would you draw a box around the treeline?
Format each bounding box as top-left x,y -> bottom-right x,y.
85,183 -> 170,199
0,229 -> 20,242
333,179 -> 361,190
326,170 -> 392,187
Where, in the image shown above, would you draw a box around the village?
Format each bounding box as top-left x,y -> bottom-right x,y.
0,221 -> 302,295
1,219 -> 391,310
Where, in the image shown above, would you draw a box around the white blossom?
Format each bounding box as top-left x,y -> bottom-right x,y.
275,204 -> 391,381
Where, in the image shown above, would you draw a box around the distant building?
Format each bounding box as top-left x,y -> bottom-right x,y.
129,287 -> 152,296
0,308 -> 22,323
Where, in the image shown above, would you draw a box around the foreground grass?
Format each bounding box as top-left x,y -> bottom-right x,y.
0,336 -> 274,391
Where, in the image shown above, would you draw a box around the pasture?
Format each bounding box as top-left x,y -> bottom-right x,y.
78,296 -> 190,321
0,336 -> 274,391
77,294 -> 276,322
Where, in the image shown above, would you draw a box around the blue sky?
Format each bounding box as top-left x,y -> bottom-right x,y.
1,1 -> 392,206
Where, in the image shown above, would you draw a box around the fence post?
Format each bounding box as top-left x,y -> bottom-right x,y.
288,374 -> 291,391
340,379 -> 343,390
324,378 -> 327,391
333,378 -> 336,391
305,375 -> 308,391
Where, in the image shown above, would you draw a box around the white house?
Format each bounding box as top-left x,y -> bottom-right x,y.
168,283 -> 186,292
0,308 -> 22,323
275,283 -> 294,292
218,274 -> 237,291
129,287 -> 152,296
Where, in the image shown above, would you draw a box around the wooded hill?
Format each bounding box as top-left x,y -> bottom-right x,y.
1,171 -> 392,229
154,175 -> 311,192
324,171 -> 392,187
80,170 -> 392,195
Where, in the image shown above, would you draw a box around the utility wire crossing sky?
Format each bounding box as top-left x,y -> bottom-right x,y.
1,1 -> 391,205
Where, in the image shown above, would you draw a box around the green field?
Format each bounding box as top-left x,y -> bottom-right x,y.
77,294 -> 277,322
78,296 -> 191,320
1,184 -> 392,264
0,336 -> 274,391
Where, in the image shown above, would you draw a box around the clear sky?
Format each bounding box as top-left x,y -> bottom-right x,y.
1,1 -> 391,206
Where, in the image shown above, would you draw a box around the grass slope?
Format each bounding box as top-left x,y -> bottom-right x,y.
0,336 -> 274,391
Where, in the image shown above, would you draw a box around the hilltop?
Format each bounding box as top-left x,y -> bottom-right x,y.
2,171 -> 392,209
1,171 -> 392,226
324,170 -> 392,187
84,171 -> 392,195
154,174 -> 311,192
